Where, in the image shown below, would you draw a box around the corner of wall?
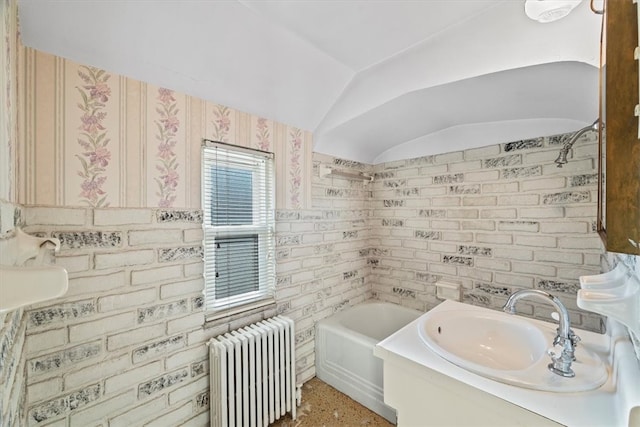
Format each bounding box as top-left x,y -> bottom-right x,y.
0,199 -> 28,426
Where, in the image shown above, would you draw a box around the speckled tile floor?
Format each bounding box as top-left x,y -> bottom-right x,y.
270,377 -> 394,427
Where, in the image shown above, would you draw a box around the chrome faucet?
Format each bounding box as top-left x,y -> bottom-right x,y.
503,289 -> 580,378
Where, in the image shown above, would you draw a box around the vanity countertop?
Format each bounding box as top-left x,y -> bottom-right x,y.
374,300 -> 640,427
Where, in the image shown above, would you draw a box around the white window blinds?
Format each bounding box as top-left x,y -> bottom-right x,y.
202,141 -> 275,313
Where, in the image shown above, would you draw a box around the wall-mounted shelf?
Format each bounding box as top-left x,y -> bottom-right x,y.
319,165 -> 373,184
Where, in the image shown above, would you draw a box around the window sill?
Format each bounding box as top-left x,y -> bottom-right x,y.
204,298 -> 277,328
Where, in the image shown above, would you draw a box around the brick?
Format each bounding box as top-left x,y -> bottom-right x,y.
498,221 -> 539,232
558,236 -> 603,250
483,154 -> 522,168
129,229 -> 183,245
133,335 -> 186,364
168,376 -> 208,405
513,262 -> 556,277
53,231 -> 122,249
29,341 -> 102,375
104,361 -> 163,394
95,249 -> 155,269
131,265 -> 182,285
146,402 -> 193,427
138,299 -> 189,323
94,209 -> 152,225
184,228 -> 204,243
521,177 -> 566,191
65,353 -> 130,389
28,377 -> 63,404
167,313 -> 205,334
503,138 -> 543,152
520,207 -> 564,218
429,242 -> 457,253
430,220 -> 460,230
476,233 -> 512,245
107,323 -> 166,351
441,231 -> 473,242
28,384 -> 101,424
98,288 -> 156,312
54,255 -> 90,273
68,271 -> 127,296
493,247 -> 533,260
138,368 -> 189,398
70,390 -> 135,426
465,170 -> 500,182
29,299 -> 96,327
160,278 -> 204,299
502,166 -> 542,179
26,329 -> 66,361
480,209 -> 516,219
159,246 -> 203,262
535,251 -> 583,265
69,313 -> 135,343
166,345 -> 208,370
495,273 -> 534,287
475,258 -> 511,271
431,197 -> 460,207
108,396 -> 166,427
25,207 -> 86,226
497,194 -> 539,206
565,206 -> 596,218
461,220 -> 495,231
434,151 -> 463,164
463,196 -> 497,206
514,235 -> 557,248
540,221 -> 588,234
542,191 -> 590,205
157,210 -> 202,223
482,182 -> 519,193
449,161 -> 482,172
464,145 -> 500,160
446,209 -> 478,219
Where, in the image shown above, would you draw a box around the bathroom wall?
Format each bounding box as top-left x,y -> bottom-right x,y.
370,132 -> 606,332
0,0 -> 28,425
16,48 -> 313,210
17,153 -> 371,425
9,30 -> 375,424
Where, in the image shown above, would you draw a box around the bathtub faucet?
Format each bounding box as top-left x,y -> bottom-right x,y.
502,289 -> 580,378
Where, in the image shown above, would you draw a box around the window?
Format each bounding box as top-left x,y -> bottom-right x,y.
202,141 -> 275,314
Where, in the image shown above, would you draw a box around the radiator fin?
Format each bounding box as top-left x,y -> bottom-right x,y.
210,316 -> 296,427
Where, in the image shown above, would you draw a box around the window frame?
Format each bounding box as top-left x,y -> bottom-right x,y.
201,140 -> 276,317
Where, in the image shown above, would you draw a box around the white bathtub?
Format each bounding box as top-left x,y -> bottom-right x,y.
315,301 -> 422,423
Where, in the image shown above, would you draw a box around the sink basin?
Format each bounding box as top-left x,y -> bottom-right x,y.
417,307 -> 608,392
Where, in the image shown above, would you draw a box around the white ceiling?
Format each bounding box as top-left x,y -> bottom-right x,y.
18,0 -> 602,164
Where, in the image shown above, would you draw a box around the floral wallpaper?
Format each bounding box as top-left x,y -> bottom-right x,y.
154,88 -> 180,208
17,47 -> 313,209
76,66 -> 112,207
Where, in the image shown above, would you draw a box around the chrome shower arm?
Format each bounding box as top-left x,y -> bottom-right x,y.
554,119 -> 600,168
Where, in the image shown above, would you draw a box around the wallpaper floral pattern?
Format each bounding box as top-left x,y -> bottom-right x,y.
289,128 -> 303,209
212,104 -> 231,142
154,88 -> 180,208
255,117 -> 271,151
18,48 -> 312,209
76,66 -> 112,207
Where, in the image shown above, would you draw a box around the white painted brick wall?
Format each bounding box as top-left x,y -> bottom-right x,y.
371,132 -> 606,332
9,131 -> 638,425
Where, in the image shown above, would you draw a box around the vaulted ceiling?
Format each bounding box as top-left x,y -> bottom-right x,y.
18,0 -> 602,163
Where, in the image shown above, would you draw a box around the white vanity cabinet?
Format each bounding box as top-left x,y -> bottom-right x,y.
381,354 -> 560,427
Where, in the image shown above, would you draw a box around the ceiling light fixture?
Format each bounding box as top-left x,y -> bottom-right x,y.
524,0 -> 583,23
